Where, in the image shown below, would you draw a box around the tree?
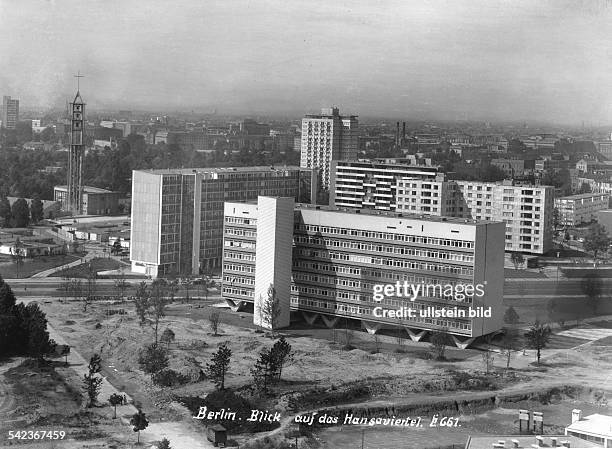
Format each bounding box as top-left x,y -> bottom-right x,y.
11,198 -> 30,227
499,328 -> 520,370
552,207 -> 560,230
60,275 -> 71,301
138,343 -> 169,375
583,223 -> 610,260
83,354 -> 103,407
270,336 -> 293,381
111,240 -> 123,256
578,182 -> 592,194
510,252 -> 525,270
84,263 -> 97,311
209,310 -> 221,336
503,306 -> 520,325
481,350 -> 494,374
429,329 -> 450,361
10,238 -> 24,279
158,438 -> 172,449
261,283 -> 282,334
30,194 -> 44,223
524,320 -> 552,365
149,279 -> 168,345
181,277 -> 192,302
580,273 -> 603,313
108,393 -> 123,419
206,343 -> 231,390
130,409 -> 149,444
251,347 -> 275,393
0,196 -> 11,226
114,270 -> 129,302
160,328 -> 175,349
134,281 -> 149,326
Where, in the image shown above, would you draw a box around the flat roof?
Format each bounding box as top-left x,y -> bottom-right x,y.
137,166 -> 305,175
227,198 -> 499,226
556,192 -> 610,200
566,414 -> 612,437
465,435 -> 600,449
54,185 -> 117,194
296,203 -> 498,225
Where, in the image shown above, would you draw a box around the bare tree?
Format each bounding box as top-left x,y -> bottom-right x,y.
500,327 -> 520,370
114,268 -> 129,302
429,329 -> 450,361
209,310 -> 221,336
481,350 -> 494,374
149,279 -> 168,345
134,281 -> 149,326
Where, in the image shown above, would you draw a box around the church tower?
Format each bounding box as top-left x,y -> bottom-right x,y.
67,75 -> 85,214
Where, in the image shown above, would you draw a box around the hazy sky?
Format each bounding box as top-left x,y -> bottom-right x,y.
1,0 -> 612,124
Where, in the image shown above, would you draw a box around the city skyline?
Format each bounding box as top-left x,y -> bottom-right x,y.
1,0 -> 612,125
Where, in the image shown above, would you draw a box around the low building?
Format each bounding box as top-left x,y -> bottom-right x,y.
555,193 -> 610,227
465,435 -> 600,449
54,186 -> 122,216
565,410 -> 612,448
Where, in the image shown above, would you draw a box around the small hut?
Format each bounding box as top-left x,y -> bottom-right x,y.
206,424 -> 227,447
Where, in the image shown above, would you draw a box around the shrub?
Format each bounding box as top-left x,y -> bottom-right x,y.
152,369 -> 190,387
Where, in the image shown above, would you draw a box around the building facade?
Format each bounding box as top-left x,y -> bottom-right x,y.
300,108 -> 358,190
222,197 -> 504,348
54,186 -> 121,216
555,193 -> 610,227
330,159 -> 441,210
130,166 -> 317,278
2,96 -> 19,130
330,161 -> 554,255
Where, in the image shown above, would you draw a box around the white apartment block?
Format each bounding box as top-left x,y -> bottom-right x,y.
555,193 -> 610,227
222,196 -> 505,348
331,159 -> 441,210
300,108 -> 358,190
453,181 -> 554,254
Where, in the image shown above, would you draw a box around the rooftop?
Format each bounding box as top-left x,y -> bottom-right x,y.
55,185 -> 117,194
138,166 -> 305,175
465,435 -> 600,449
556,192 -> 610,201
566,413 -> 612,437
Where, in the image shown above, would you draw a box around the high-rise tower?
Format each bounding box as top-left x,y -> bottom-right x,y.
300,107 -> 358,191
67,78 -> 85,214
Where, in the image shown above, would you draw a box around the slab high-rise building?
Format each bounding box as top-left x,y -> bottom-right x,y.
130,166 -> 317,277
1,96 -> 19,130
222,197 -> 504,347
300,107 -> 358,191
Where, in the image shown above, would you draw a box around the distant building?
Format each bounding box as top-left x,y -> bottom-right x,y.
300,107 -> 358,190
555,192 -> 610,227
1,96 -> 19,129
54,186 -> 121,216
222,197 -> 504,347
330,160 -> 554,255
491,158 -> 535,177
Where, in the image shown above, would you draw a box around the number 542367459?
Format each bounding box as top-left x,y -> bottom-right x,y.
8,430 -> 66,440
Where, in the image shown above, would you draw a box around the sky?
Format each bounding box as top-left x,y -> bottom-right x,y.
1,0 -> 612,124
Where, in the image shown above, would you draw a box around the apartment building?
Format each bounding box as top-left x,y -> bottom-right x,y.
1,96 -> 19,129
331,159 -> 441,210
130,166 -> 317,277
555,192 -> 610,227
300,107 -> 358,190
330,161 -> 554,254
222,197 -> 504,348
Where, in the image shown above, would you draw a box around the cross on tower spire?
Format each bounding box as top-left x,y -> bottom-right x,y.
74,71 -> 84,92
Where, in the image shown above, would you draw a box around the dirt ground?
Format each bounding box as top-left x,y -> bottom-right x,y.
3,297 -> 612,448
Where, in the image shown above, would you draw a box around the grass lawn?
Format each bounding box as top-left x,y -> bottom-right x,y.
51,257 -> 124,278
0,254 -> 79,279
